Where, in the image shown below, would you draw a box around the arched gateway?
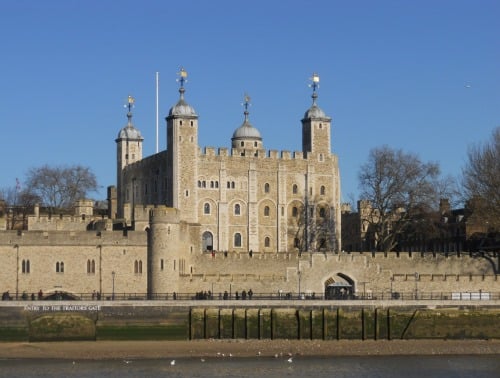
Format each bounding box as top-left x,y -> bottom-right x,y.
324,273 -> 355,299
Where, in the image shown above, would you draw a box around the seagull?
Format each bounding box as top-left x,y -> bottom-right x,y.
287,357 -> 293,363
170,360 -> 176,366
123,360 -> 132,364
200,358 -> 205,362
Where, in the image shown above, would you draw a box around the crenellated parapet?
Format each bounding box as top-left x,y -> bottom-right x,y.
198,146 -> 313,161
149,206 -> 181,224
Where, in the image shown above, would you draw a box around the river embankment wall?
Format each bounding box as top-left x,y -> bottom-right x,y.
1,300 -> 499,342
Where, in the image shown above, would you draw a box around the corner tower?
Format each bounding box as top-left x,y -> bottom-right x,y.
301,73 -> 332,157
116,95 -> 143,218
166,68 -> 199,223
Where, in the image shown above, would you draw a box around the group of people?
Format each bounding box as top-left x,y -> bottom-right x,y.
2,289 -> 45,301
91,290 -> 101,300
1,291 -> 11,300
193,289 -> 255,300
222,289 -> 253,300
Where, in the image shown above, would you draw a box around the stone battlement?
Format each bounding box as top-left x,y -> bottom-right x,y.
200,146 -> 317,161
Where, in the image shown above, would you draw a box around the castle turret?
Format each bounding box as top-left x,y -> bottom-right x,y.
231,94 -> 264,157
166,68 -> 199,223
148,207 -> 181,296
301,73 -> 332,157
116,96 -> 143,218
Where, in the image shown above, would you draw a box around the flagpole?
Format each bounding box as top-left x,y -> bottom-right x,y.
155,71 -> 159,153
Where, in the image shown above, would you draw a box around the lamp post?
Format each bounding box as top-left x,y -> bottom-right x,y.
390,276 -> 394,299
298,270 -> 302,299
414,272 -> 419,300
97,245 -> 102,297
112,271 -> 115,300
14,244 -> 19,300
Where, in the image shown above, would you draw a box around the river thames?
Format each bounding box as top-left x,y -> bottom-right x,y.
0,355 -> 498,377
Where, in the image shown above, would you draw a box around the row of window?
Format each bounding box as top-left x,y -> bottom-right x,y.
207,234 -> 326,249
20,259 -> 143,274
203,203 -> 329,218
197,181 -> 328,196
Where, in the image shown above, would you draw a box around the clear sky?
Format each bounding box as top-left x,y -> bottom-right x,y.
1,0 -> 498,204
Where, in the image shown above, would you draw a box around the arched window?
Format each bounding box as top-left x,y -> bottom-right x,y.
234,203 -> 241,215
319,207 -> 326,218
56,261 -> 64,273
292,207 -> 298,217
264,237 -> 270,247
87,259 -> 95,274
264,183 -> 270,193
234,233 -> 242,247
202,231 -> 214,252
22,259 -> 30,274
264,206 -> 270,216
320,185 -> 326,195
134,260 -> 142,274
293,184 -> 298,194
204,203 -> 210,214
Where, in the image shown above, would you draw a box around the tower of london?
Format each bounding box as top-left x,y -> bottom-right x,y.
0,70 -> 496,300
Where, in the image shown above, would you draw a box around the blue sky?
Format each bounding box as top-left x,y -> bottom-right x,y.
1,0 -> 498,204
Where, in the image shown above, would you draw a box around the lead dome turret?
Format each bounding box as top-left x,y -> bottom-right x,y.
116,95 -> 143,141
231,94 -> 263,152
168,68 -> 197,117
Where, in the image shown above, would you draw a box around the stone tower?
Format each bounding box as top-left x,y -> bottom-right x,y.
301,73 -> 332,158
148,206 -> 181,296
166,69 -> 199,223
115,95 -> 143,219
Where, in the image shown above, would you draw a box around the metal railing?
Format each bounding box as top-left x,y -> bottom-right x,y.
4,291 -> 499,301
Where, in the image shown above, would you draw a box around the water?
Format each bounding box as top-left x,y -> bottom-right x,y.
0,355 -> 498,377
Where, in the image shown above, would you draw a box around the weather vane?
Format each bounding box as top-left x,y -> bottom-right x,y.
242,93 -> 251,112
125,95 -> 135,113
177,67 -> 188,88
309,72 -> 320,93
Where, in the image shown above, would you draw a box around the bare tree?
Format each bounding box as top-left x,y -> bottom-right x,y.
462,127 -> 500,231
290,196 -> 338,254
25,164 -> 98,210
358,146 -> 448,252
0,184 -> 40,229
